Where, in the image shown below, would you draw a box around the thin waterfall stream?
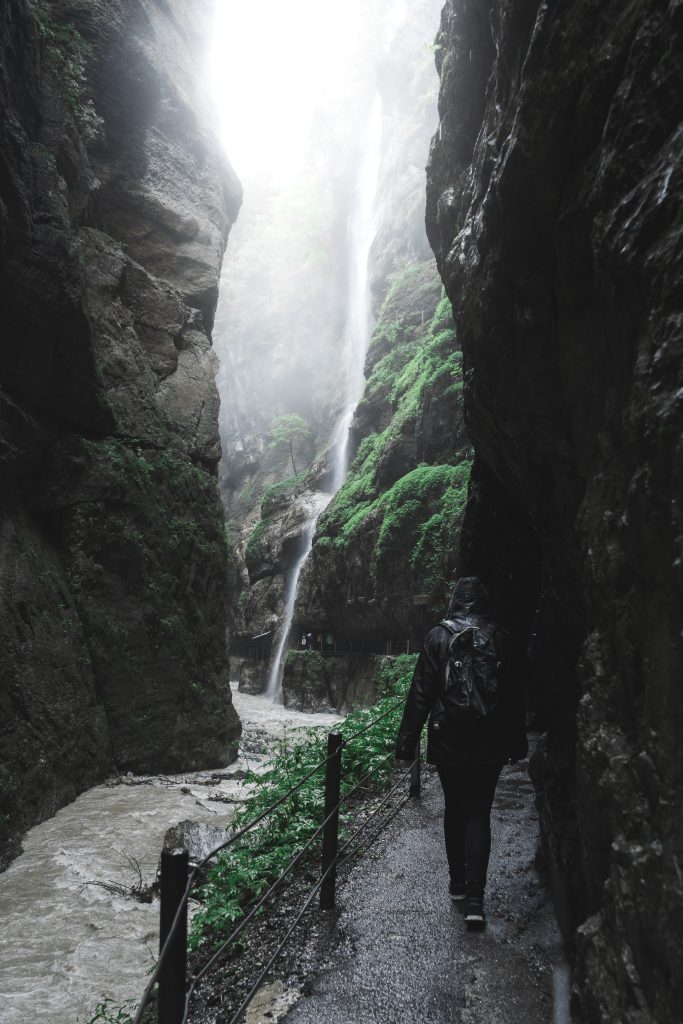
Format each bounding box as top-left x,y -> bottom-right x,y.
265,95 -> 383,702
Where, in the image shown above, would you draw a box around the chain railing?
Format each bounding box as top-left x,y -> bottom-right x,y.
132,700 -> 422,1024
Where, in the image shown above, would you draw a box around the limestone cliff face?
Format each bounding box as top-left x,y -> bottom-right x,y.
0,0 -> 242,865
427,1 -> 682,1019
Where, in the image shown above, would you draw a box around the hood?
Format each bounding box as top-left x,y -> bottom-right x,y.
447,576 -> 491,618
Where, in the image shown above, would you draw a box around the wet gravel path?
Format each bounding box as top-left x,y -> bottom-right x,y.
280,760 -> 565,1024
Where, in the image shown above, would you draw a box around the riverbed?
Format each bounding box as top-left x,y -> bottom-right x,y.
0,687 -> 342,1024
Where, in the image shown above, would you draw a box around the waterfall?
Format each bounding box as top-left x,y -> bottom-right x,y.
265,94 -> 383,702
331,93 -> 383,492
265,517 -> 318,700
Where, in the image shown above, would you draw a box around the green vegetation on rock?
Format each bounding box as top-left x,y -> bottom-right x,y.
314,268 -> 469,601
62,439 -> 233,761
245,519 -> 268,563
33,0 -> 103,142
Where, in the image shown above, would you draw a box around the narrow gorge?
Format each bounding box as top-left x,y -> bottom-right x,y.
0,1 -> 681,1023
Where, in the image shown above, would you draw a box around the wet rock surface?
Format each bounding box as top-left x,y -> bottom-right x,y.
238,661 -> 267,695
295,260 -> 471,648
282,653 -> 393,714
426,1 -> 683,1019
0,0 -> 241,862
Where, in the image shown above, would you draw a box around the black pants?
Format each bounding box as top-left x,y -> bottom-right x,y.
436,762 -> 503,899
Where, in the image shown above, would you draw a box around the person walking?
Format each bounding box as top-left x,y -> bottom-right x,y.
395,575 -> 527,929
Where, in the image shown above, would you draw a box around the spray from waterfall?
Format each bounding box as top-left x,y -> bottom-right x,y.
265,95 -> 383,702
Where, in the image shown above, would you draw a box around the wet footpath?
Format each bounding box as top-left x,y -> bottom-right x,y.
280,758 -> 568,1024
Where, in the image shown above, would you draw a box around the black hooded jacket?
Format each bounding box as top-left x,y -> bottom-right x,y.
395,577 -> 528,765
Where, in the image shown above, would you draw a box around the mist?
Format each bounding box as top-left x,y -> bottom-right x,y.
208,0 -> 442,530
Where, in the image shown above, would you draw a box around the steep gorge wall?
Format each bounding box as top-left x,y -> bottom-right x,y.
0,0 -> 242,865
297,266 -> 471,647
427,1 -> 682,1019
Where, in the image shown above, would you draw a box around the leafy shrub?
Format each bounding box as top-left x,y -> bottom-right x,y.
190,654 -> 417,949
80,995 -> 135,1024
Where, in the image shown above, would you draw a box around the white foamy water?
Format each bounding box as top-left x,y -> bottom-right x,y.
265,496 -> 330,701
0,687 -> 342,1024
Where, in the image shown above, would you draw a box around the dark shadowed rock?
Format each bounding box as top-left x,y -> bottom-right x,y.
0,0 -> 242,867
282,652 -> 395,714
426,1 -> 683,1019
238,661 -> 266,696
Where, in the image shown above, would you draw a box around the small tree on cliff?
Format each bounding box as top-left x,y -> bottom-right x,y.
267,413 -> 311,476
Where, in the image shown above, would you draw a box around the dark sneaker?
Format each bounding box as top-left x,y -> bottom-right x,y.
465,896 -> 485,929
449,880 -> 466,901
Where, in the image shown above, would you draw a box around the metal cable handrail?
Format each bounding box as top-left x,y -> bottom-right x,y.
185,794 -> 344,1001
132,746 -> 338,1024
187,747 -> 399,995
336,777 -> 416,873
210,759 -> 418,1024
133,691 -> 417,1024
335,759 -> 417,866
340,698 -> 405,744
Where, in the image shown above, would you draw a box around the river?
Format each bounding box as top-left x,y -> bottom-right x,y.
0,687 -> 342,1024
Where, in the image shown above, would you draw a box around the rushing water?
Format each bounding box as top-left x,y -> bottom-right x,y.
0,688 -> 342,1024
265,96 -> 383,701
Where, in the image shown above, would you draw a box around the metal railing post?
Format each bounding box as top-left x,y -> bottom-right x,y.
320,731 -> 343,910
409,745 -> 421,798
159,847 -> 188,1024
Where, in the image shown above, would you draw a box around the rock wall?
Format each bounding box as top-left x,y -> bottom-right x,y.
426,1 -> 682,1019
282,652 -> 399,714
0,0 -> 242,866
296,263 -> 471,647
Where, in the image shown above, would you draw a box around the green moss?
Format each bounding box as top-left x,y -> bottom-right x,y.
316,429 -> 386,542
33,0 -> 103,142
312,263 -> 469,603
432,291 -> 455,333
83,439 -> 153,490
317,279 -> 465,553
245,520 -> 268,562
64,438 -> 228,681
260,474 -> 305,519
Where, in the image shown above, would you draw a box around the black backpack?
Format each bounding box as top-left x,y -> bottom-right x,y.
440,619 -> 502,718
